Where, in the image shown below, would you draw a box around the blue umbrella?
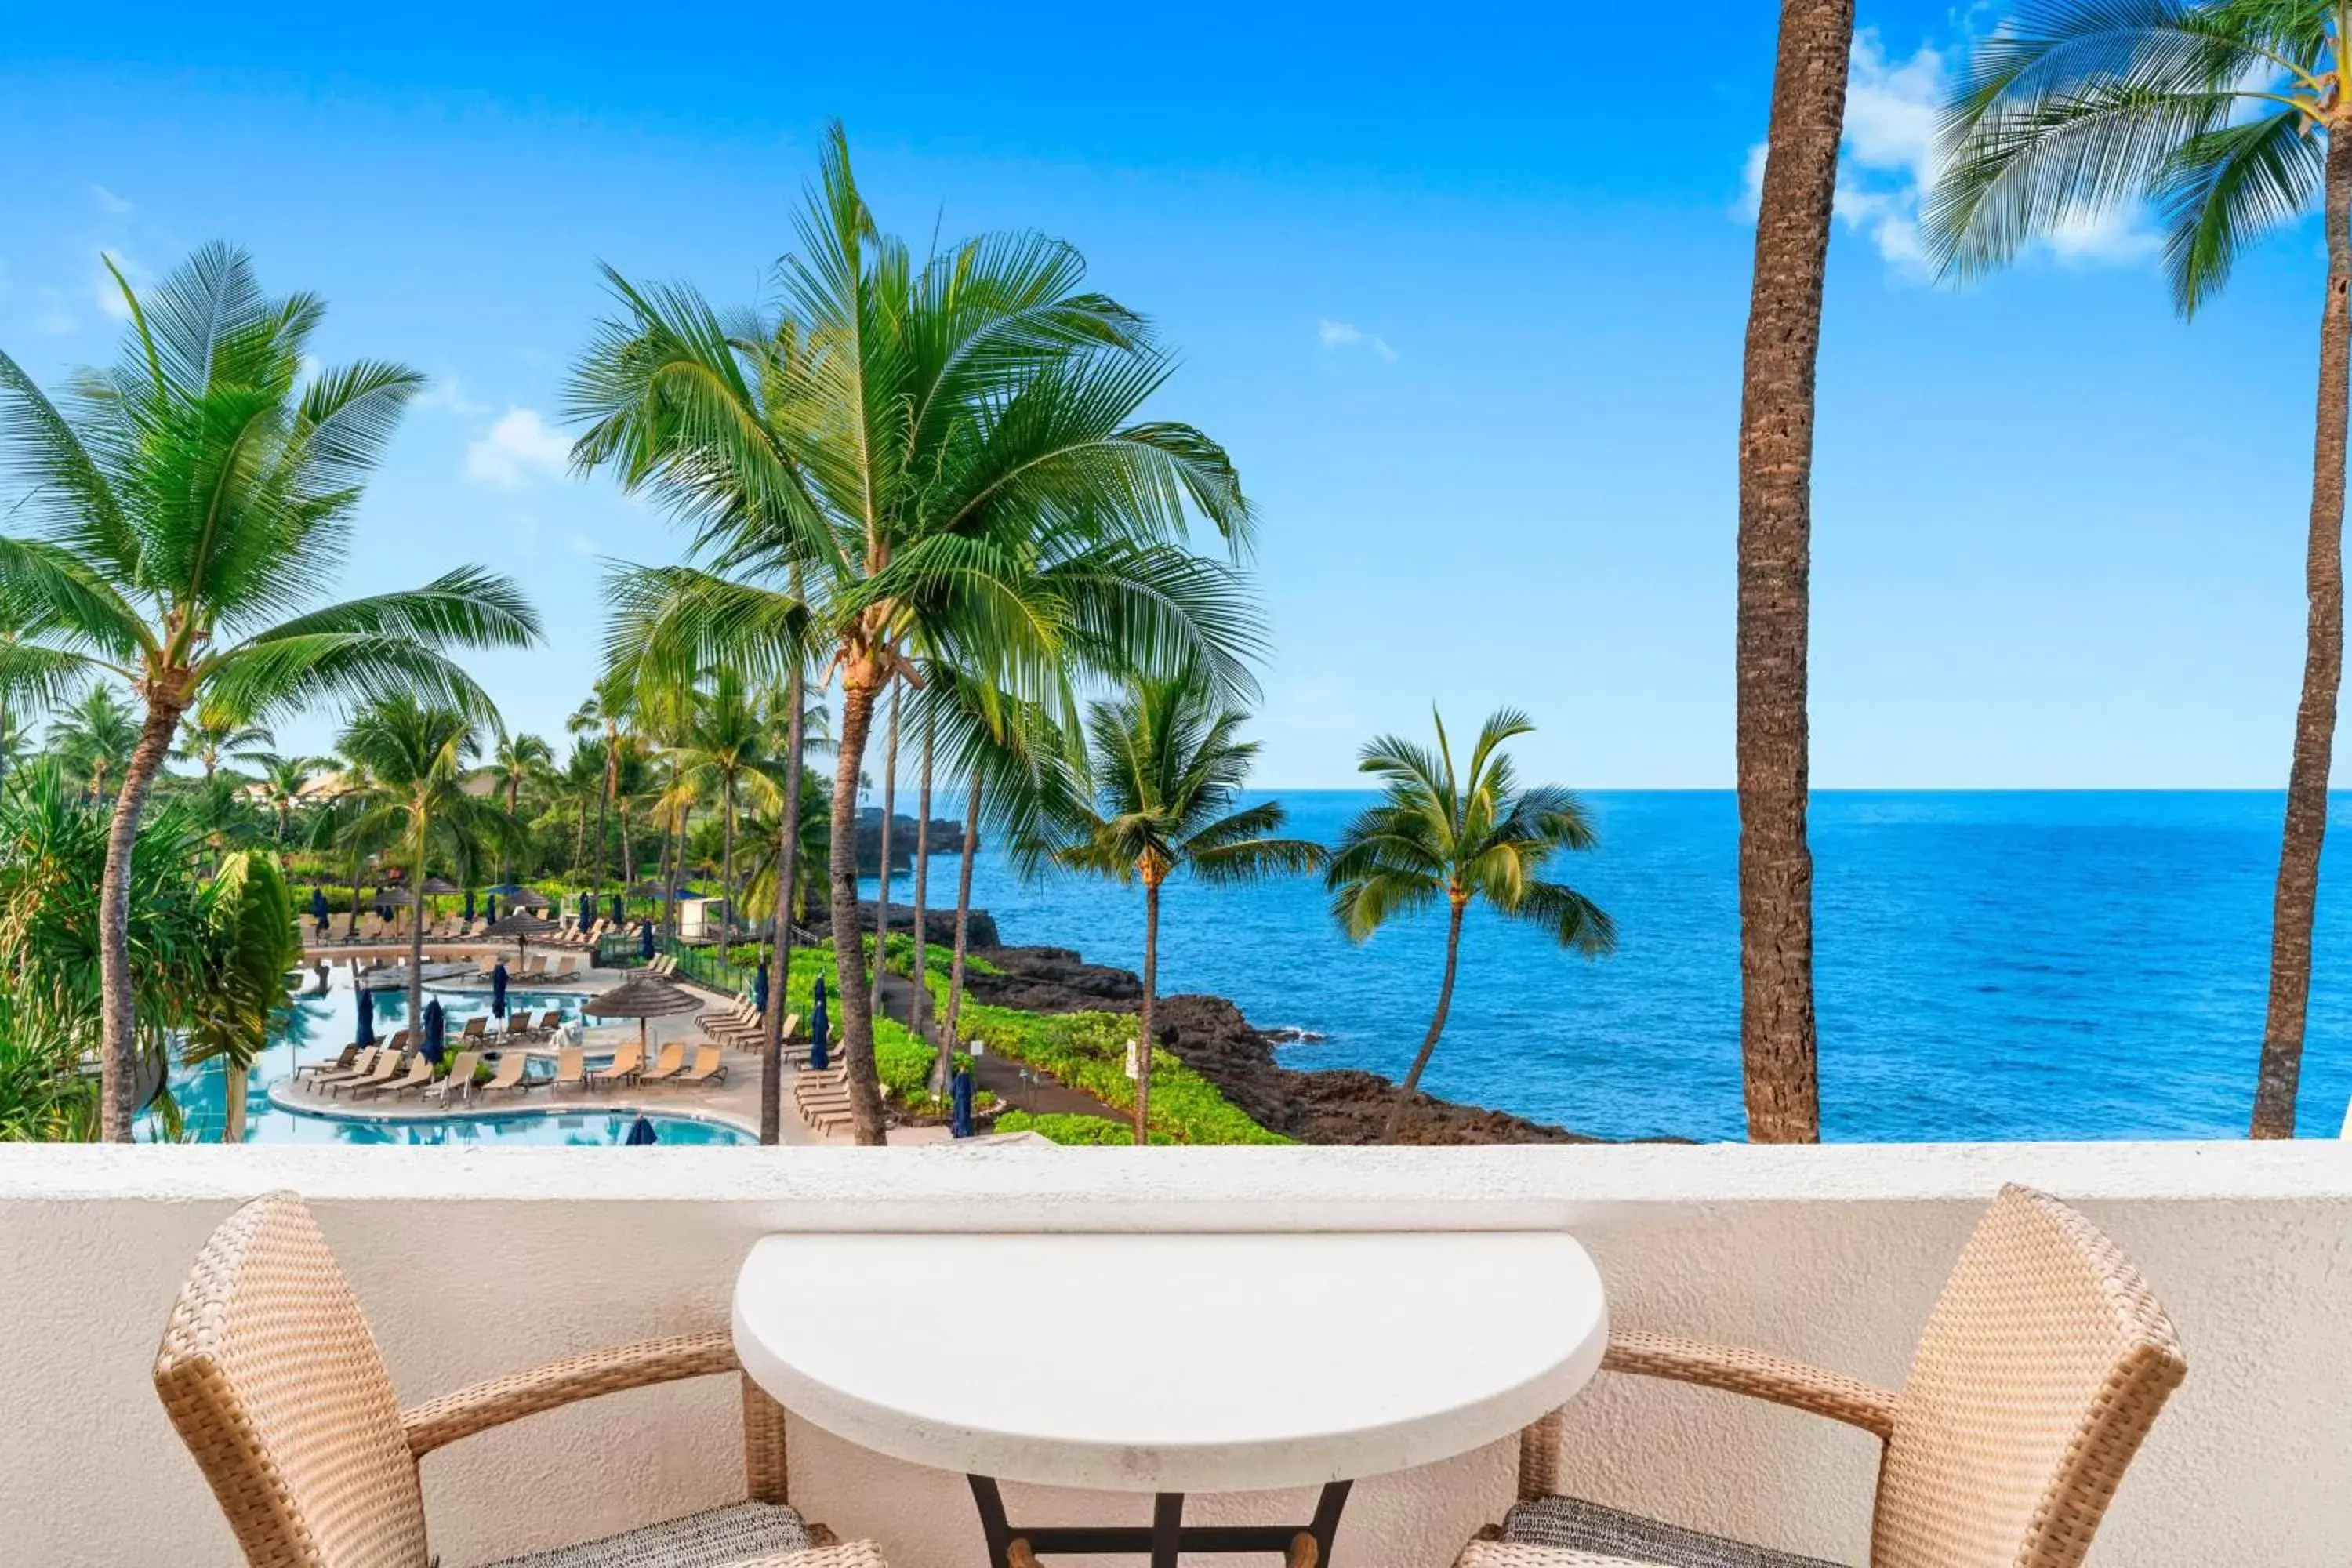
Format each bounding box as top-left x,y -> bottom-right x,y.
355,986 -> 376,1047
639,922 -> 655,960
950,1069 -> 975,1138
486,893 -> 499,921
610,893 -> 624,924
624,1115 -> 659,1145
310,886 -> 328,924
463,888 -> 476,922
421,999 -> 446,1065
579,892 -> 593,927
491,961 -> 509,1020
809,976 -> 829,1070
753,962 -> 771,1016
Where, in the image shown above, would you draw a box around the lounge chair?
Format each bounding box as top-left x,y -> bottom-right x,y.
590,1042 -> 644,1091
294,1044 -> 361,1082
329,1049 -> 406,1098
154,1192 -> 875,1568
459,1016 -> 488,1045
1473,1185 -> 2185,1568
517,955 -> 548,980
423,1051 -> 481,1105
354,1054 -> 435,1101
477,1052 -> 531,1097
677,1044 -> 728,1087
547,1047 -> 587,1091
532,1007 -> 564,1038
638,1041 -> 688,1084
303,1047 -> 381,1091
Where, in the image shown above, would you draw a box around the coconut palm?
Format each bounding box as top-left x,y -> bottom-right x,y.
568,673 -> 637,891
45,681 -> 140,801
181,849 -> 302,1142
1326,710 -> 1616,1141
1928,2 -> 2347,1135
172,698 -> 274,782
485,730 -> 554,881
248,752 -> 321,844
1040,671 -> 1323,1144
335,695 -> 524,1029
0,244 -> 541,1137
1731,1 -> 1853,1145
664,665 -> 783,942
571,129 -> 1256,1144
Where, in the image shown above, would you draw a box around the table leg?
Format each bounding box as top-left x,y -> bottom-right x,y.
964,1474 -> 1352,1568
1151,1493 -> 1184,1568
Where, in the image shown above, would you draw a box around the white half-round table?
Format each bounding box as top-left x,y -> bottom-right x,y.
733,1231 -> 1607,1568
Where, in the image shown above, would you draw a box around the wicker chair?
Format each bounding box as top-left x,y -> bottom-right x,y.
154,1191 -> 879,1568
1473,1185 -> 2186,1568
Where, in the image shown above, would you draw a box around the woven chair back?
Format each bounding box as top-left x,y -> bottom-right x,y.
154,1192 -> 429,1568
1874,1185 -> 2186,1568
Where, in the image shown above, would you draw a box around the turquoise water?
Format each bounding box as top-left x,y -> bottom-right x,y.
169,972 -> 751,1145
890,790 -> 2352,1142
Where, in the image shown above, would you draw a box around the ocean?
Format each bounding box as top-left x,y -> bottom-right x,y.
888,790 -> 2352,1142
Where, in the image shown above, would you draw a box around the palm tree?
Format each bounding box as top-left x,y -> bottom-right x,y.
182,849 -> 302,1142
485,731 -> 554,881
555,739 -> 606,879
249,752 -> 321,844
1731,0 -> 1853,1145
1325,710 -> 1616,1141
1929,3 -> 2347,1135
665,666 -> 782,943
0,244 -> 541,1138
45,682 -> 140,800
336,695 -> 524,1029
568,672 -> 636,891
571,129 -> 1257,1145
172,698 -> 274,782
1041,672 -> 1324,1144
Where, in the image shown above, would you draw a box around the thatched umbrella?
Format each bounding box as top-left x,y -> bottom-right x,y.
582,973 -> 702,1054
481,910 -> 557,964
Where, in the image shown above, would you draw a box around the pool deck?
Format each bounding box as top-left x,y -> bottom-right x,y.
281,945 -> 956,1146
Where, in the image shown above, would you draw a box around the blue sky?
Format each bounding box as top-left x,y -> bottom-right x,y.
1,3 -> 2334,788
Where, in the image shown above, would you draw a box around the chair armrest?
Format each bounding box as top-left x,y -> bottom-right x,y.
401,1330 -> 739,1456
1601,1329 -> 1898,1439
732,1544 -> 891,1568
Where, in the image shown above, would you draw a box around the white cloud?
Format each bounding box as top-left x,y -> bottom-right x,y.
31,289 -> 76,336
464,408 -> 572,489
1733,28 -> 2154,278
415,373 -> 492,416
569,533 -> 597,555
1317,318 -> 1396,363
89,184 -> 133,216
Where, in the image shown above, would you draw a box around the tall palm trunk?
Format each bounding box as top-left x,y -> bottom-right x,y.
2254,129 -> 2352,1138
760,660 -> 808,1145
720,773 -> 737,946
619,800 -> 635,886
945,772 -> 982,1051
913,716 -> 933,1039
1734,0 -> 1849,1145
99,697 -> 186,1139
1133,873 -> 1162,1145
223,1069 -> 248,1145
870,684 -> 900,1018
829,673 -> 887,1144
407,821 -> 428,1034
656,797 -> 675,942
1386,898 -> 1468,1142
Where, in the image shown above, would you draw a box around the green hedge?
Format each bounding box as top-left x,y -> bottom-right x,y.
956,999 -> 1289,1145
996,1110 -> 1174,1146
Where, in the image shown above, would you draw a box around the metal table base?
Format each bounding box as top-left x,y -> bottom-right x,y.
967,1475 -> 1353,1568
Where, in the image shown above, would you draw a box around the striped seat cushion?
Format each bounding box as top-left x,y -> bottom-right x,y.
467,1501 -> 814,1567
1500,1496 -> 1848,1568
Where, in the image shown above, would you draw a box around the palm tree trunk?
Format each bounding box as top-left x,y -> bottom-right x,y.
2253,129 -> 2352,1138
760,660 -> 808,1145
870,685 -> 900,1018
620,800 -> 635,887
656,799 -> 675,942
1385,899 -> 1467,1142
1733,0 -> 1849,1145
223,1067 -> 247,1145
913,717 -> 933,1033
1134,875 -> 1161,1145
98,696 -> 185,1141
721,773 -> 737,949
408,825 -> 428,1034
945,772 -> 982,1051
830,672 -> 887,1145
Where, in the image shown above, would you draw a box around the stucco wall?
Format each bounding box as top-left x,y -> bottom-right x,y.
1,1142 -> 2345,1566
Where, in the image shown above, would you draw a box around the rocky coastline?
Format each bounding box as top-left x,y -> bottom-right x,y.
959,939 -> 1610,1145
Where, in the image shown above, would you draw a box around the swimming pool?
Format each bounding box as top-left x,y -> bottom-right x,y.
162,964 -> 751,1145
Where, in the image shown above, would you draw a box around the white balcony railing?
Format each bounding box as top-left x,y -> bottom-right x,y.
1,1140 -> 2345,1566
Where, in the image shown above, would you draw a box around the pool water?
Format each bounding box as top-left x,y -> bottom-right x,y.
163,964 -> 753,1146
